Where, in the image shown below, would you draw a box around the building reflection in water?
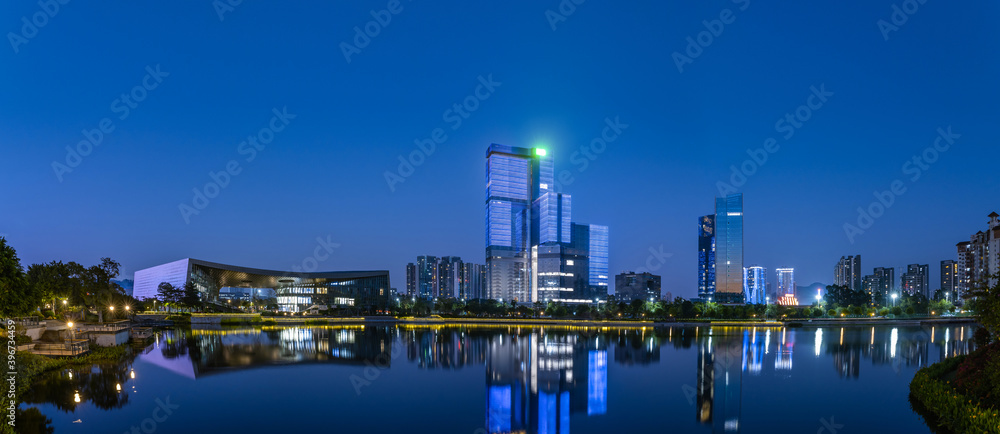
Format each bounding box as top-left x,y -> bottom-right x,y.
484,329 -> 609,434
19,323 -> 979,434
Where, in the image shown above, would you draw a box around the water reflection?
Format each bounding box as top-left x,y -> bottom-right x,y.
21,323 -> 979,434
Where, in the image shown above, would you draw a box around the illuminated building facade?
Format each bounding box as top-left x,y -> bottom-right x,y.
698,215 -> 717,300
776,268 -> 795,301
834,255 -> 862,291
743,265 -> 766,305
133,258 -> 390,313
486,144 -> 608,303
714,194 -> 744,304
614,272 -> 661,303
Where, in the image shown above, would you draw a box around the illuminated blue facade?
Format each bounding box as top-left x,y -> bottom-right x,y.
714,194 -> 745,304
486,144 -> 608,303
744,265 -> 766,305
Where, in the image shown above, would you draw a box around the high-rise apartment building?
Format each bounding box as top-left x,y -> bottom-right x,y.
901,264 -> 930,298
956,213 -> 1000,298
834,255 -> 862,291
485,144 -> 608,304
713,194 -> 744,304
941,260 -> 957,301
416,255 -> 439,299
437,256 -> 463,299
743,265 -> 766,305
697,215 -> 716,300
460,262 -> 486,300
405,263 -> 417,298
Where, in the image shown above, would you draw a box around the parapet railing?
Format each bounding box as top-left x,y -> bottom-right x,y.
76,321 -> 131,333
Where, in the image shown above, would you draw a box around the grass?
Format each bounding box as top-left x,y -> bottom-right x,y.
910,355 -> 1000,433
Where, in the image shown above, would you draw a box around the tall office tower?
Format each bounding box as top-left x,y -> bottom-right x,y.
901,264 -> 930,297
743,265 -> 766,305
437,256 -> 463,299
714,194 -> 744,303
405,263 -> 417,298
416,255 -> 439,299
486,144 -> 608,304
697,215 -> 717,301
460,263 -> 486,300
486,145 -> 552,302
834,255 -> 863,291
776,268 -> 795,298
941,260 -> 957,300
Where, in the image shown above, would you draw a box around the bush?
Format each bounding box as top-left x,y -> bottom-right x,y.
14,335 -> 31,345
892,307 -> 903,316
954,342 -> 1000,410
850,306 -> 863,316
878,308 -> 890,316
974,328 -> 992,347
261,319 -> 278,326
906,306 -> 916,315
827,309 -> 836,317
910,354 -> 1000,433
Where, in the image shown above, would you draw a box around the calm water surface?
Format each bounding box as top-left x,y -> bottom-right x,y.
19,323 -> 977,433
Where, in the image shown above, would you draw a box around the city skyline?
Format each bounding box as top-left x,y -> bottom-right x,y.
2,1 -> 997,301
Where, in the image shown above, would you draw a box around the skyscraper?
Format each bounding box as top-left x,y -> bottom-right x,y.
405,263 -> 417,298
901,264 -> 930,297
941,260 -> 957,301
697,215 -> 716,301
485,144 -> 607,304
437,256 -> 463,299
776,268 -> 795,299
744,265 -> 766,305
416,255 -> 439,299
834,255 -> 862,291
956,212 -> 1000,296
486,145 -> 551,302
460,262 -> 486,300
714,194 -> 744,303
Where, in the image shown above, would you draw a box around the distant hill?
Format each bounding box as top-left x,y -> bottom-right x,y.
797,282 -> 827,299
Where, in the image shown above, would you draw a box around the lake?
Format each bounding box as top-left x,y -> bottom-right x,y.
17,323 -> 977,433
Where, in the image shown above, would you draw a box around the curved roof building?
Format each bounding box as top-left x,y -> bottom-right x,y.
133,258 -> 391,313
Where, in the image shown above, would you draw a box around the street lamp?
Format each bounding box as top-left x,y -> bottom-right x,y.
891,293 -> 898,307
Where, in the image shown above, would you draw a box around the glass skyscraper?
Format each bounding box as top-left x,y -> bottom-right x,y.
697,215 -> 716,300
714,194 -> 744,303
744,265 -> 766,305
486,144 -> 607,303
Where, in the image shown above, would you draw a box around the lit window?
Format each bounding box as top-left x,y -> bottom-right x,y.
566,260 -> 574,266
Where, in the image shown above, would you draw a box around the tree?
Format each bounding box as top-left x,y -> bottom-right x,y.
157,282 -> 183,309
967,274 -> 1000,337
0,237 -> 38,317
180,282 -> 202,310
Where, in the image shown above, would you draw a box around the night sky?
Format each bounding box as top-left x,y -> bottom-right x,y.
2,0 -> 998,299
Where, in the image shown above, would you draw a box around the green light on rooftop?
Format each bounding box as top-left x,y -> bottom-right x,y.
534,148 -> 547,157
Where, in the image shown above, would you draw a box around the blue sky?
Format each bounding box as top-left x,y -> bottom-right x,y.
1,0 -> 998,298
